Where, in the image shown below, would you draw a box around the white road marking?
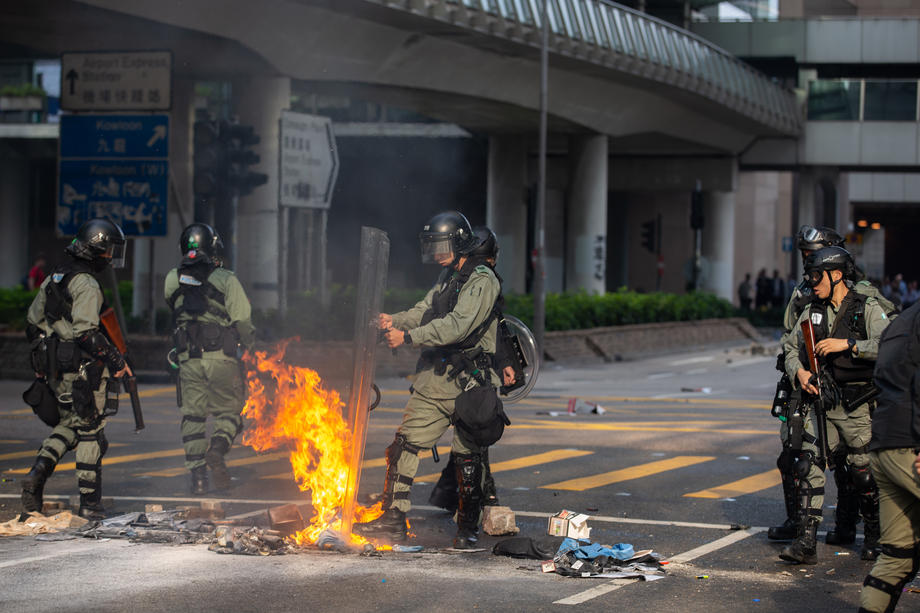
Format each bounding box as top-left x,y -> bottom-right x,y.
685,368 -> 709,375
726,357 -> 773,368
647,372 -> 674,380
670,356 -> 714,366
553,527 -> 764,605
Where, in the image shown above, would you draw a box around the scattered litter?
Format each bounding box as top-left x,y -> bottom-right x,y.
826,569 -> 836,575
548,510 -> 591,539
536,411 -> 576,417
541,561 -> 555,573
315,529 -> 347,552
210,526 -> 287,555
723,498 -> 736,502
493,536 -> 563,559
615,492 -> 632,497
268,504 -> 305,537
552,538 -> 664,580
834,551 -> 851,556
513,487 -> 530,491
566,398 -> 606,415
381,579 -> 386,583
753,599 -> 761,602
736,456 -> 750,461
697,575 -> 709,579
0,511 -> 87,536
34,532 -> 77,541
586,507 -> 599,513
651,453 -> 666,457
730,524 -> 750,530
680,387 -> 712,394
1,478 -> 14,482
392,544 -> 424,553
483,506 -> 519,536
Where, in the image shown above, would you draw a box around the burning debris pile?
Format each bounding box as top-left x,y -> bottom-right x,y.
241,340 -> 382,546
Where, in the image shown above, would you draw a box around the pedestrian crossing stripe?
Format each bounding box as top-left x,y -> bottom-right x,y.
414,448 -> 595,483
683,469 -> 782,499
541,455 -> 715,491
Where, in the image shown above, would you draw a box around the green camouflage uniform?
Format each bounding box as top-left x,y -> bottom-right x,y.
385,264 -> 500,513
164,266 -> 254,471
26,272 -> 114,503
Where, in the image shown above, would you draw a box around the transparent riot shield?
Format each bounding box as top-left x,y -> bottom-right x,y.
502,315 -> 541,403
341,227 -> 389,537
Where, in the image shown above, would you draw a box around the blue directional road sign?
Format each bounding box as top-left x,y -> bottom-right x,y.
58,114 -> 169,237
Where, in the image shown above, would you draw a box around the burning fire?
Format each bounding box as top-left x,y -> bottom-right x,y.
241,340 -> 383,545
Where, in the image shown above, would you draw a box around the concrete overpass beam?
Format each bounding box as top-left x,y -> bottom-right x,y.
565,134 -> 608,294
234,76 -> 290,310
486,136 -> 528,294
701,190 -> 735,302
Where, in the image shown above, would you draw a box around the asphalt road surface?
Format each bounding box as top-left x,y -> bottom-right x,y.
1,340 -> 913,612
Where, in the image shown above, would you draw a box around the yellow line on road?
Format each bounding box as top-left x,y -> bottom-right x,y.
683,469 -> 783,499
136,386 -> 174,399
138,450 -> 292,478
511,419 -> 773,435
415,448 -> 594,483
261,446 -> 453,480
0,440 -> 26,445
0,442 -> 128,463
541,455 -> 715,491
5,448 -> 187,475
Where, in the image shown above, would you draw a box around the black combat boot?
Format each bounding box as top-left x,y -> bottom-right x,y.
353,508 -> 408,542
768,451 -> 798,540
826,462 -> 858,545
482,449 -> 499,506
205,437 -> 231,490
190,465 -> 209,496
78,489 -> 106,521
768,518 -> 797,541
21,456 -> 55,514
779,518 -> 819,565
859,489 -> 881,561
453,453 -> 483,550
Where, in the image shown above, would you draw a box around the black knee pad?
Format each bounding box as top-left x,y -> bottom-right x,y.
452,453 -> 483,498
794,451 -> 816,480
386,434 -> 420,465
851,465 -> 875,492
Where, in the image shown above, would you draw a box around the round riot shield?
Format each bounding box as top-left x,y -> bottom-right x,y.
501,315 -> 541,403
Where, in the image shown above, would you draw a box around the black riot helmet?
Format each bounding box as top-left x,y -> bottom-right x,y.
65,218 -> 126,271
470,226 -> 499,261
803,246 -> 854,291
179,223 -> 223,266
419,211 -> 480,265
797,225 -> 845,253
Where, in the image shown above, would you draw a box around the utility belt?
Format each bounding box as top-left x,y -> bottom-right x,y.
30,335 -> 93,381
417,347 -> 494,388
174,321 -> 239,359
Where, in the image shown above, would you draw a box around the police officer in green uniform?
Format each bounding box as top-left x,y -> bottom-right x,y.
859,301 -> 920,612
165,223 -> 255,495
354,211 -> 502,548
781,246 -> 890,564
770,226 -> 896,544
21,219 -> 131,520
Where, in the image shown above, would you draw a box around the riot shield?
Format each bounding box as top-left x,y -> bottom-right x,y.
501,315 -> 541,403
341,227 -> 389,537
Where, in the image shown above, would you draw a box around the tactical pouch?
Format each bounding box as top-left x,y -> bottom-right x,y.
103,378 -> 120,417
222,327 -> 240,358
56,340 -> 76,373
71,377 -> 96,420
174,328 -> 189,354
29,339 -> 49,377
200,323 -> 223,352
22,379 -> 60,427
453,385 -> 510,447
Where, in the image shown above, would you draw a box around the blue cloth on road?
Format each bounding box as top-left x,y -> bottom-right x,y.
557,538 -> 634,561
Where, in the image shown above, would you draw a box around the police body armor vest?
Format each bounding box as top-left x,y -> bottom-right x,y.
801,291 -> 875,385
870,302 -> 920,450
39,260 -> 99,374
168,264 -> 237,358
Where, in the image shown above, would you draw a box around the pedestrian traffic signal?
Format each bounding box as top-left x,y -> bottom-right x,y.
223,123 -> 268,196
640,219 -> 656,253
690,189 -> 704,230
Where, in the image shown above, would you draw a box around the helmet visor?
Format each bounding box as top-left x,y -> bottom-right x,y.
106,241 -> 126,269
805,268 -> 823,288
419,235 -> 454,264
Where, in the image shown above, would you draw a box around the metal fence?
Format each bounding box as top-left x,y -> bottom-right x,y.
362,0 -> 801,135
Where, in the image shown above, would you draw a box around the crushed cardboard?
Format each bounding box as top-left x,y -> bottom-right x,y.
0,511 -> 88,536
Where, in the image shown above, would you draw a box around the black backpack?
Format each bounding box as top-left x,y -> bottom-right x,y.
453,385 -> 511,447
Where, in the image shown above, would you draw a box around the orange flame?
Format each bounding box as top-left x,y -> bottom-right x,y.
242,340 -> 382,545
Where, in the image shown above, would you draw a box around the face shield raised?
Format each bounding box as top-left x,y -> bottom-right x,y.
107,241 -> 127,269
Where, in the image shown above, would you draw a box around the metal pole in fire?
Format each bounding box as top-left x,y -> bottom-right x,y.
533,0 -> 549,352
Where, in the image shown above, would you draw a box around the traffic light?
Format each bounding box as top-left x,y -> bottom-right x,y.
222,123 -> 268,196
193,119 -> 224,201
690,189 -> 704,230
640,219 -> 656,253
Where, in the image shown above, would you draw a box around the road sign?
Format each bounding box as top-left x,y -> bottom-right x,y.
61,51 -> 171,111
279,110 -> 338,209
58,114 -> 169,237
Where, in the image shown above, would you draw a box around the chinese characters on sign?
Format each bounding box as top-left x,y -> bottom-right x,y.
61,51 -> 171,112
279,110 -> 339,209
58,115 -> 169,237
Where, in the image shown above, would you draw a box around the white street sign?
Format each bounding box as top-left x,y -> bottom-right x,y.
61,51 -> 172,111
279,110 -> 339,209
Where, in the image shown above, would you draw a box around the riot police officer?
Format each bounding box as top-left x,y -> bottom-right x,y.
165,223 -> 255,494
427,226 -> 513,511
859,301 -> 920,612
354,211 -> 506,548
780,246 -> 889,564
770,226 -> 896,545
21,219 -> 131,520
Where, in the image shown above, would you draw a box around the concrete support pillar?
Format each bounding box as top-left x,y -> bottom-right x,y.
234,76 -> 290,310
565,134 -> 607,293
486,136 -> 527,294
701,190 -> 735,301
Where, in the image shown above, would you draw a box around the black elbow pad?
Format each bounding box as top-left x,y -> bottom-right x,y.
77,329 -> 126,373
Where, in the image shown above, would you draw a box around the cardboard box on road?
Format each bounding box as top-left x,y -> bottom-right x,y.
547,510 -> 591,539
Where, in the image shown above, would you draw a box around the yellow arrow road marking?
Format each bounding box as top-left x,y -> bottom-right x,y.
684,469 -> 783,499
541,455 -> 715,491
415,448 -> 594,483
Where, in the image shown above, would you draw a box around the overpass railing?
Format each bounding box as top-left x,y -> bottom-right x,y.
365,0 -> 801,135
